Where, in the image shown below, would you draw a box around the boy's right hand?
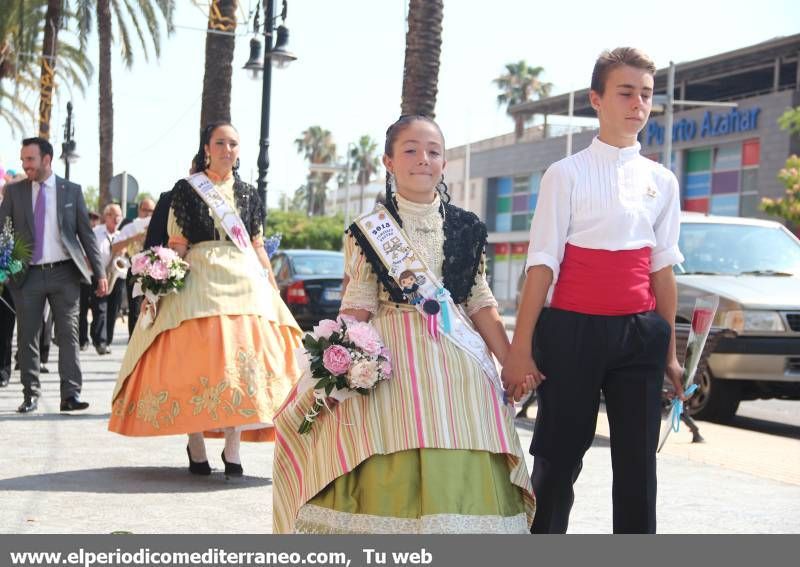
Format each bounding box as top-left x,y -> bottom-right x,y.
501,349 -> 546,402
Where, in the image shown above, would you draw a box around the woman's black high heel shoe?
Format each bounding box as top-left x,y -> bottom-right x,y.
221,449 -> 243,477
186,446 -> 211,476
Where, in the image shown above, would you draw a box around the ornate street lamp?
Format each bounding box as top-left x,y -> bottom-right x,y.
59,101 -> 79,180
243,0 -> 296,216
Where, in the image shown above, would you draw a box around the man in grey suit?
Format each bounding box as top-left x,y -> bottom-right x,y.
0,137 -> 108,413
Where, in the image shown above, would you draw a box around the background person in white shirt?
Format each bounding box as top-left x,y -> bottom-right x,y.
90,203 -> 123,355
503,48 -> 684,534
111,198 -> 155,336
0,137 -> 107,413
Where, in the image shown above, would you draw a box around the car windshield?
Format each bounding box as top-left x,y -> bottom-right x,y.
676,222 -> 800,276
292,255 -> 344,276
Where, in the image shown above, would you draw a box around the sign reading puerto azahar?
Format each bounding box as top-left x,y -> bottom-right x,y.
646,107 -> 760,146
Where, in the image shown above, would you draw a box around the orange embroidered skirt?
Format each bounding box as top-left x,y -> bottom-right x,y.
108,241 -> 302,441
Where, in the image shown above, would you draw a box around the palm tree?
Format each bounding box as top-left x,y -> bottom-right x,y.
494,60 -> 553,138
295,126 -> 336,216
74,0 -> 175,207
200,0 -> 238,126
349,135 -> 380,215
400,0 -> 443,118
1,0 -> 41,134
37,0 -> 62,139
1,0 -> 92,136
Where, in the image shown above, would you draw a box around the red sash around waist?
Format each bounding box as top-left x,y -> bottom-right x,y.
550,243 -> 655,316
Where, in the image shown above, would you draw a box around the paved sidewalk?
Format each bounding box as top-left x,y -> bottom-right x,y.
1,326 -> 798,534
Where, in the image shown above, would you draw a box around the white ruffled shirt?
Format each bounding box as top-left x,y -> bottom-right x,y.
525,137 -> 684,282
30,172 -> 70,264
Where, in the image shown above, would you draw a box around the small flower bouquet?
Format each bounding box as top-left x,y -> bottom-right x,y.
264,233 -> 282,259
297,317 -> 392,434
130,246 -> 190,328
0,218 -> 30,296
657,294 -> 719,452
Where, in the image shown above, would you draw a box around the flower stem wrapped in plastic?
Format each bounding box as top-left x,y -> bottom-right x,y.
657,294 -> 719,452
296,317 -> 392,434
130,246 -> 190,328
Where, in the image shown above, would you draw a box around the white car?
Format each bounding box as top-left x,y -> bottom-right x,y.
676,213 -> 800,422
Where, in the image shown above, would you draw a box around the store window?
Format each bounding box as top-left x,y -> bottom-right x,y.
683,148 -> 712,212
488,241 -> 529,312
681,138 -> 759,217
487,172 -> 542,234
740,139 -> 760,217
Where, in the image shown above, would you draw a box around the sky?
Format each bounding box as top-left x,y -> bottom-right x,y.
1,0 -> 799,210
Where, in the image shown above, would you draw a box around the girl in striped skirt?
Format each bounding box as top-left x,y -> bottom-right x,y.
272,115 -> 536,533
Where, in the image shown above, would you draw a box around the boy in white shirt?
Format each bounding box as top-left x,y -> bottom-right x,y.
503,47 -> 684,534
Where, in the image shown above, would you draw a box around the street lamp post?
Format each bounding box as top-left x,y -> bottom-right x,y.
243,0 -> 297,219
60,101 -> 78,181
255,0 -> 275,213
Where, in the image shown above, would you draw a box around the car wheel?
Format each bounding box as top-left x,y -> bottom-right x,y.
685,367 -> 741,423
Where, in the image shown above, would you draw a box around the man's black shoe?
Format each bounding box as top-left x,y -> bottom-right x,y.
94,343 -> 110,355
17,397 -> 39,413
0,371 -> 9,388
80,342 -> 89,352
40,365 -> 49,373
60,396 -> 89,412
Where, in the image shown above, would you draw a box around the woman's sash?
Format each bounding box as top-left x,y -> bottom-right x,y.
185,173 -> 262,271
354,205 -> 504,400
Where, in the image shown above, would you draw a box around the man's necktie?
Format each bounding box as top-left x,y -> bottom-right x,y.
32,183 -> 46,263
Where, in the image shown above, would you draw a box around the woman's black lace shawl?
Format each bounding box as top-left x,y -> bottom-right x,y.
347,200 -> 488,306
170,178 -> 265,244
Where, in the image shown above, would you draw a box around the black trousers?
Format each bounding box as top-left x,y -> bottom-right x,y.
90,278 -> 124,346
0,287 -> 15,382
10,263 -> 83,400
39,307 -> 53,363
125,272 -> 140,338
78,283 -> 93,346
530,308 -> 670,534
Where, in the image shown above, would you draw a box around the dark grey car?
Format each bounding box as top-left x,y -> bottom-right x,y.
271,250 -> 344,330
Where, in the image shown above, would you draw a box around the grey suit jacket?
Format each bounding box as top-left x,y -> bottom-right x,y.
0,176 -> 103,286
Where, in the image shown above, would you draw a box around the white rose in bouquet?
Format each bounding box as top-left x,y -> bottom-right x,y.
347,360 -> 380,390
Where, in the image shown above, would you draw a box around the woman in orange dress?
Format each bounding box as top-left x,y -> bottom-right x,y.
108,122 -> 302,477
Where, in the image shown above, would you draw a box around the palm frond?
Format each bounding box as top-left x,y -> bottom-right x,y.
74,0 -> 94,49
0,98 -> 30,136
154,0 -> 176,34
110,0 -> 134,68
58,41 -> 94,78
137,0 -> 161,58
122,0 -> 151,62
54,57 -> 88,96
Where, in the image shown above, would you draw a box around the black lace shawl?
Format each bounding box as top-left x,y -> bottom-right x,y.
170,178 -> 265,245
347,200 -> 488,306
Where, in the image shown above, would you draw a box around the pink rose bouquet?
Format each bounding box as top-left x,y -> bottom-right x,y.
130,246 -> 190,328
297,317 -> 392,434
